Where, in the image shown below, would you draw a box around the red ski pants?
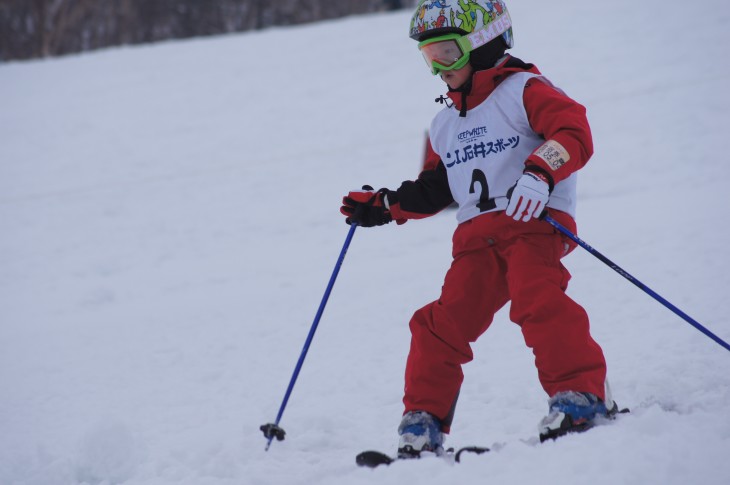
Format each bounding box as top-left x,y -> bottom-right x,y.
403,211 -> 607,431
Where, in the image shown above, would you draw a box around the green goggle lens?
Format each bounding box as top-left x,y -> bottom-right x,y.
418,34 -> 473,75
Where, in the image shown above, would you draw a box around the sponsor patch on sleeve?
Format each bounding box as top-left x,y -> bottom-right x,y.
534,140 -> 570,171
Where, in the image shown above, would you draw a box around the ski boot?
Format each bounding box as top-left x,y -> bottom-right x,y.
539,391 -> 619,442
397,411 -> 444,458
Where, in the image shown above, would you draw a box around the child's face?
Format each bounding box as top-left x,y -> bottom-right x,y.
440,64 -> 473,90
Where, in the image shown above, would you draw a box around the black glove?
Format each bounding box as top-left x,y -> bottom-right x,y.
340,185 -> 393,227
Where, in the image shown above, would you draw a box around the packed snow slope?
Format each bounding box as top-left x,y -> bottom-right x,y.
2,1 -> 729,484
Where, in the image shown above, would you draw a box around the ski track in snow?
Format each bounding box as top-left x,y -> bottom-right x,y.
1,1 -> 729,484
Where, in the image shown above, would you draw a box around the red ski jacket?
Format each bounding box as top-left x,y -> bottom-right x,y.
390,55 -> 593,231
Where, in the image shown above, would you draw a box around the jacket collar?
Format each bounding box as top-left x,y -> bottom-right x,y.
445,55 -> 541,115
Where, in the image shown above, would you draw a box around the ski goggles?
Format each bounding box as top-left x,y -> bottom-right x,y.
418,34 -> 473,75
417,13 -> 513,75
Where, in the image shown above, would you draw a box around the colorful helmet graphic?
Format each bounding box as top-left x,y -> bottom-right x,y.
409,0 -> 514,48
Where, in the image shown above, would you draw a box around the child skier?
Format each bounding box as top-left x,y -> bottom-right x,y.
341,0 -> 618,455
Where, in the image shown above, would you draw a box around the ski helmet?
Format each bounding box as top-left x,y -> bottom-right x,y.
409,0 -> 513,45
409,0 -> 514,74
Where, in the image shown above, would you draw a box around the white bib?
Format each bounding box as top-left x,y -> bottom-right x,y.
429,72 -> 577,223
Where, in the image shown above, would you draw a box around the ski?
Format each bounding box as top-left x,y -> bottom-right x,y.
357,407 -> 629,468
355,446 -> 490,468
355,450 -> 396,468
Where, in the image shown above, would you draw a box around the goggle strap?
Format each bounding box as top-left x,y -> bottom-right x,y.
464,12 -> 512,51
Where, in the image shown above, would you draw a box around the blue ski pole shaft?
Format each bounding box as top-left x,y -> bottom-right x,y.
263,223 -> 358,450
544,215 -> 729,353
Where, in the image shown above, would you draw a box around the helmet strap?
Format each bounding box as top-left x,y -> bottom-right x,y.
448,78 -> 473,118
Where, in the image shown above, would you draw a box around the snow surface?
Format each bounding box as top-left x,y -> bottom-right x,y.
2,1 -> 730,484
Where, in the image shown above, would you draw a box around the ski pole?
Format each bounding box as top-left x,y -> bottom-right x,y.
260,222 -> 358,450
544,215 -> 730,353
